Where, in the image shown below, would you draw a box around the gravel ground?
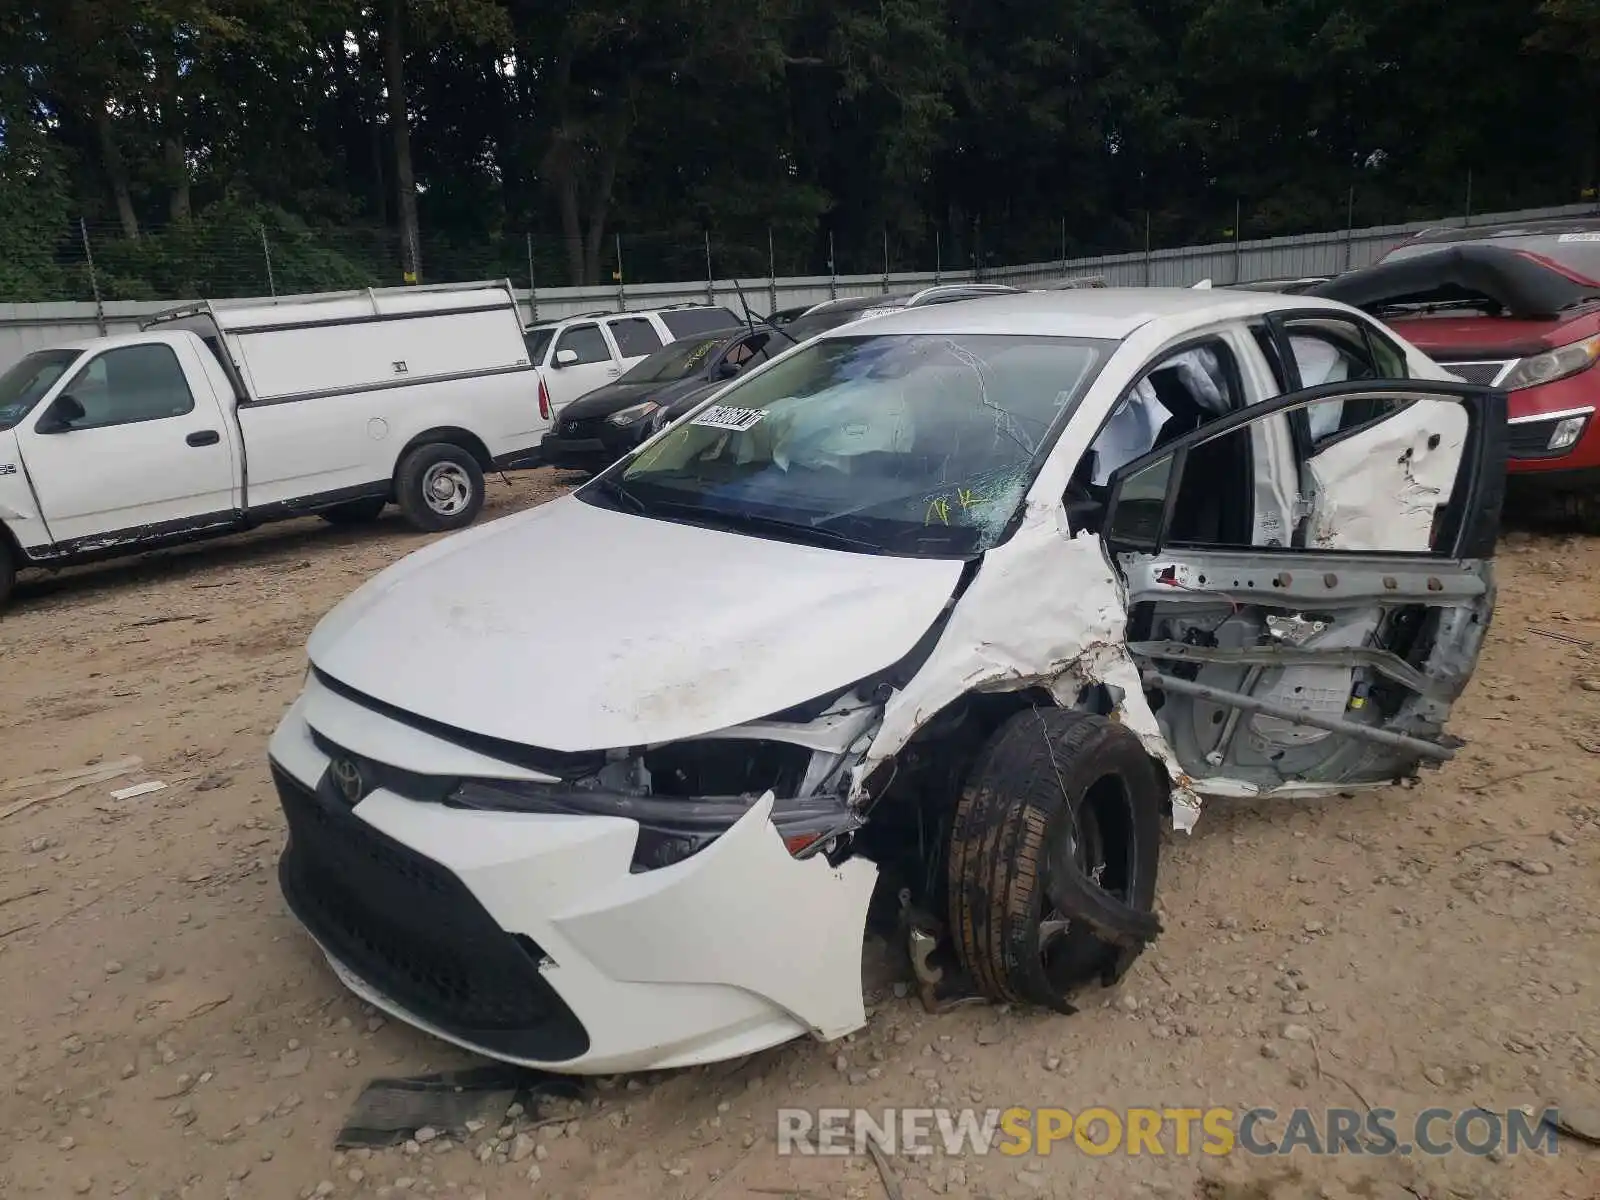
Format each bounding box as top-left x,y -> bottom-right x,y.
0,470 -> 1596,1200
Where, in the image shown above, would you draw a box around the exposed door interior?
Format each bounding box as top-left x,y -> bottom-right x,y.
1100,381 -> 1506,794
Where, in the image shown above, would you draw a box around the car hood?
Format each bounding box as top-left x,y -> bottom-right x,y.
1385,313 -> 1599,359
564,373 -> 725,421
660,379 -> 721,417
306,495 -> 967,752
559,381 -> 657,421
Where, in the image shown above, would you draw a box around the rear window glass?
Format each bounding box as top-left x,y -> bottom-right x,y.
524,327 -> 556,364
660,308 -> 742,338
618,336 -> 727,384
1384,233 -> 1600,283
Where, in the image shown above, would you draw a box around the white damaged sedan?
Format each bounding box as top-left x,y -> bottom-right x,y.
269,289 -> 1506,1074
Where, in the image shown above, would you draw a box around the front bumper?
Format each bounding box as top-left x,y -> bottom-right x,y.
538,422 -> 642,472
268,686 -> 877,1074
1505,406 -> 1594,466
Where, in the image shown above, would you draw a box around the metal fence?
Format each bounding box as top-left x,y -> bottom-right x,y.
3,200 -> 1597,372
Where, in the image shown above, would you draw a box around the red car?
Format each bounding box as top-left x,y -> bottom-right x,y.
1309,218 -> 1600,525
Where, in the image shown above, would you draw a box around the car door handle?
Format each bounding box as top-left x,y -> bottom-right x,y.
187,430 -> 220,447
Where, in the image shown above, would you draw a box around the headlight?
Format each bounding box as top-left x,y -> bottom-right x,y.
606,400 -> 660,427
1500,336 -> 1600,391
451,779 -> 855,871
1548,414 -> 1588,451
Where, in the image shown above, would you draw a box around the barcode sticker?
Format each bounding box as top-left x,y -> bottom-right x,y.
692,405 -> 766,431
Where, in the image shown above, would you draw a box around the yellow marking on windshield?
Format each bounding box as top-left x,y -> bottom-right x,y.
925,496 -> 951,525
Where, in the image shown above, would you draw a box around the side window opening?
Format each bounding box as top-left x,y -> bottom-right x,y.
608,317 -> 663,358
50,344 -> 196,432
555,324 -> 612,366
1106,390 -> 1471,557
660,308 -> 742,339
1282,316 -> 1409,443
1067,340 -> 1240,535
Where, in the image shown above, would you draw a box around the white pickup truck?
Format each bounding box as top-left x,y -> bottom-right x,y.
0,280 -> 549,606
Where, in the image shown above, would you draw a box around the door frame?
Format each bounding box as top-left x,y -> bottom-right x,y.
1096,377 -> 1507,789
1101,378 -> 1507,563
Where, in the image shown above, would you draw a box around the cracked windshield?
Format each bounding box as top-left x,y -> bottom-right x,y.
595,333 -> 1112,557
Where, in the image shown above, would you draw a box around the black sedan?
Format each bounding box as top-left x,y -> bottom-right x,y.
537,309 -> 859,473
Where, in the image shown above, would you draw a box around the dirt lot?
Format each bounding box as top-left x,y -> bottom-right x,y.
1,470 -> 1597,1200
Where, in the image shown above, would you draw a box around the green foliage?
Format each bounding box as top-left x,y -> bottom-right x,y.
0,0 -> 1594,298
0,130 -> 72,302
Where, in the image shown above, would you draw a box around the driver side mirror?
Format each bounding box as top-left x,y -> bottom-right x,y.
36,393 -> 86,434
553,348 -> 579,367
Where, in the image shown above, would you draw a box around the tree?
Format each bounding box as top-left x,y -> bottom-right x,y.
0,0 -> 1593,301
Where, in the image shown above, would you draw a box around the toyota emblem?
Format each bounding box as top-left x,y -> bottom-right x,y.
329,757 -> 366,805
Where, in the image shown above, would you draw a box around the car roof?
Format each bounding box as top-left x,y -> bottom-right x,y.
813,287 -> 1350,341
527,304 -> 733,332
1401,216 -> 1600,246
803,294 -> 914,314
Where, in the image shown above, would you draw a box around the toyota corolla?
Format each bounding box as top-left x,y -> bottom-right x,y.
270,289 -> 1505,1074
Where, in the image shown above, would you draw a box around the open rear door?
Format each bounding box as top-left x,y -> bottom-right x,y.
1100,380 -> 1506,797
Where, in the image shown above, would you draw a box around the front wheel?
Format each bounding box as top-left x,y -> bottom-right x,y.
395,444 -> 485,533
0,539 -> 14,611
947,708 -> 1164,1012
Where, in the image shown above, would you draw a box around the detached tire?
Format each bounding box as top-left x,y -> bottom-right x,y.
947,708 -> 1164,1012
320,497 -> 387,526
395,444 -> 485,533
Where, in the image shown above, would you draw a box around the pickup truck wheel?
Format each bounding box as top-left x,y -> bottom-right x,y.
320,498 -> 387,526
0,541 -> 14,610
396,444 -> 485,533
946,708 -> 1164,1013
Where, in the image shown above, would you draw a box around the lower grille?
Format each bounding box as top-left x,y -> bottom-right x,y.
1507,413 -> 1588,459
273,763 -> 590,1062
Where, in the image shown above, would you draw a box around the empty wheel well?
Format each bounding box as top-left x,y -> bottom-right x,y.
397,428 -> 493,475
0,519 -> 26,566
853,685 -> 1175,915
853,687 -> 1059,903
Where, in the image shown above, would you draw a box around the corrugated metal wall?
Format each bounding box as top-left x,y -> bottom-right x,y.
3,201 -> 1594,371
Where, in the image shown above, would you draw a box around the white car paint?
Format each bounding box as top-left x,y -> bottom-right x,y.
269,697 -> 877,1072
0,281 -> 544,578
308,493 -> 965,750
271,287 -> 1495,1073
13,335 -> 241,544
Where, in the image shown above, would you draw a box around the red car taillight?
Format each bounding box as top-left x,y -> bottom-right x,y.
537,375 -> 551,421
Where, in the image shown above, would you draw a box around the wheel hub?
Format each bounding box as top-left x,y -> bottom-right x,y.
420,462 -> 472,516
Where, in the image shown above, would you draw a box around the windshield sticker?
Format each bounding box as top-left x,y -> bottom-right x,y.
692,404 -> 766,432
1558,232 -> 1600,242
683,341 -> 718,368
